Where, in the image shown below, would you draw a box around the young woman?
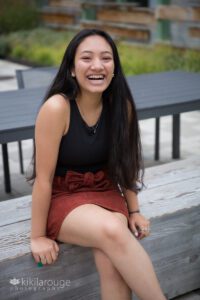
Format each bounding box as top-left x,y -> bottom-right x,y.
30,28 -> 167,300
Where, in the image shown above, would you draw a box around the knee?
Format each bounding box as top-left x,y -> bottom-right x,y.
100,217 -> 129,250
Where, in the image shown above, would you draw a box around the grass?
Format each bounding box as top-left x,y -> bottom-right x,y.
0,27 -> 200,73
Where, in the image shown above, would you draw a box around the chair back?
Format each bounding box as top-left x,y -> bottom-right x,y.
16,66 -> 58,89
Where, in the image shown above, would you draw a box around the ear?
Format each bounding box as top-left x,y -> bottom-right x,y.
71,68 -> 75,77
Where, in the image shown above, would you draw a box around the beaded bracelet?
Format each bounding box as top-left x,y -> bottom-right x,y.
129,210 -> 140,214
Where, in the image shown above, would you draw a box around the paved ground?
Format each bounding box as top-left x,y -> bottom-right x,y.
0,59 -> 200,201
0,59 -> 200,299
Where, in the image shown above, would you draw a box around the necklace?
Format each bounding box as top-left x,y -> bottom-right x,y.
76,100 -> 103,135
84,119 -> 100,135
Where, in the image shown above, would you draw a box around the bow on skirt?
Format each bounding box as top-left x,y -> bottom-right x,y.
53,170 -> 117,193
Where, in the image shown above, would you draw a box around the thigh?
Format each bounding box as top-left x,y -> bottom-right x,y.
56,204 -> 128,248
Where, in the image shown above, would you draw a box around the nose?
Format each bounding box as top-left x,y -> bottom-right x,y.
91,58 -> 104,70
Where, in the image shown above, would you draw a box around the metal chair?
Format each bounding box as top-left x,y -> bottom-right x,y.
15,66 -> 58,174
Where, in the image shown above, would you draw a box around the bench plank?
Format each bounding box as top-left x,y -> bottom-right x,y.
0,173 -> 199,262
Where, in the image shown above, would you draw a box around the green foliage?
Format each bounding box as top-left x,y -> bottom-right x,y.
118,44 -> 162,75
0,0 -> 40,34
118,43 -> 200,74
184,50 -> 200,72
0,27 -> 200,73
0,28 -> 74,65
0,35 -> 10,58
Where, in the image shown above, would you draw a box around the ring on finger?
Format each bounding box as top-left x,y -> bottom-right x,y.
141,227 -> 150,232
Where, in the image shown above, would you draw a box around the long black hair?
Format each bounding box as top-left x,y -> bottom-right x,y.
27,28 -> 144,193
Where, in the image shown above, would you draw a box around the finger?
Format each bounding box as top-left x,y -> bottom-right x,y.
129,223 -> 139,237
139,233 -> 145,240
45,252 -> 53,265
140,229 -> 150,239
51,250 -> 58,262
33,253 -> 40,263
132,228 -> 139,238
54,241 -> 59,252
138,228 -> 147,239
133,228 -> 139,238
40,255 -> 47,265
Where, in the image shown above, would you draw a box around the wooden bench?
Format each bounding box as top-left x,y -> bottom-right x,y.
0,156 -> 200,299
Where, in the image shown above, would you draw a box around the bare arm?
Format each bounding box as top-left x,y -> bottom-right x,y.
123,100 -> 150,240
30,94 -> 69,264
123,189 -> 140,212
124,99 -> 140,213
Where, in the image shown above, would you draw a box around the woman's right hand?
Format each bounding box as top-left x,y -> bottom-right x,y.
31,236 -> 59,265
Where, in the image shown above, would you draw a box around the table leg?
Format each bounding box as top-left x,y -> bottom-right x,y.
18,141 -> 24,174
155,118 -> 160,160
172,114 -> 180,159
2,143 -> 11,193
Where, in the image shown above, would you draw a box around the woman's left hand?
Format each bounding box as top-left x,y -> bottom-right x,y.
128,213 -> 150,240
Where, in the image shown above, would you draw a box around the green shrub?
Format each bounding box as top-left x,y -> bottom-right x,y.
11,45 -> 26,59
0,35 -> 10,58
29,47 -> 55,66
118,43 -> 200,74
184,50 -> 200,72
0,28 -> 74,66
118,44 -> 161,75
153,45 -> 184,70
0,0 -> 40,34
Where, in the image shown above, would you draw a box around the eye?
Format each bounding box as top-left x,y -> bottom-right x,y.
82,57 -> 91,60
102,57 -> 112,61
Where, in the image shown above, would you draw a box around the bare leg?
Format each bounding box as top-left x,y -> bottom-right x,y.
92,212 -> 131,300
57,204 -> 167,300
93,247 -> 131,300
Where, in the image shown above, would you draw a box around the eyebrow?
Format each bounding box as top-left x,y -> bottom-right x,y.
80,50 -> 113,55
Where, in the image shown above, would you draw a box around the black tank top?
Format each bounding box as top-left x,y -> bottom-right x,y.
54,98 -> 110,176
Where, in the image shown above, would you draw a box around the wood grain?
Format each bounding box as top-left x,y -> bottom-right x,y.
97,8 -> 155,26
81,20 -> 151,42
156,5 -> 200,22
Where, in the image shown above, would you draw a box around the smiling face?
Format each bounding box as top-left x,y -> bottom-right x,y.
72,35 -> 115,96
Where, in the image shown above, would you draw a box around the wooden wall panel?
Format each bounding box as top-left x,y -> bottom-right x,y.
49,0 -> 81,9
42,14 -> 75,25
81,21 -> 150,42
189,27 -> 200,38
97,9 -> 155,25
156,5 -> 200,22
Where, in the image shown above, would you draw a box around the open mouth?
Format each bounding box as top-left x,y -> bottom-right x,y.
87,75 -> 105,81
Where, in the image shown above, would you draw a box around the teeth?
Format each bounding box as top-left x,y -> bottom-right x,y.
87,75 -> 104,80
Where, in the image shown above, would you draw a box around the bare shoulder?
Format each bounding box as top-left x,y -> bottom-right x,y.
36,94 -> 70,135
42,93 -> 70,114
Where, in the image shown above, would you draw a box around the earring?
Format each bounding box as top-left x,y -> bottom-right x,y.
71,73 -> 75,78
112,73 -> 115,77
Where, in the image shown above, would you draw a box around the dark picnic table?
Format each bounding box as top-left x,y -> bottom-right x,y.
127,70 -> 200,159
0,71 -> 200,193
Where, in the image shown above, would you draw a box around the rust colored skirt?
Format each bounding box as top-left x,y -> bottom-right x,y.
46,170 -> 129,240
